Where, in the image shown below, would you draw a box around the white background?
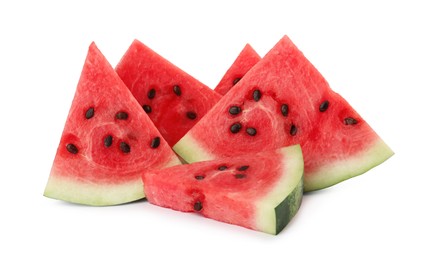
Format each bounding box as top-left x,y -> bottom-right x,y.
1,0 -> 430,259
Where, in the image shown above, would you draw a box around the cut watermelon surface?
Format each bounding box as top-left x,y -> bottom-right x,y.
174,35 -> 394,192
214,44 -> 261,95
44,43 -> 181,206
115,40 -> 221,146
143,145 -> 304,235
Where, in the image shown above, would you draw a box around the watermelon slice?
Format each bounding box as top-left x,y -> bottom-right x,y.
214,44 -> 261,95
174,35 -> 394,192
44,42 -> 181,206
143,145 -> 304,235
115,40 -> 221,146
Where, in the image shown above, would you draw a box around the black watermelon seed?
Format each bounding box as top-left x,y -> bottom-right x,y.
281,104 -> 289,117
229,106 -> 241,115
173,85 -> 181,96
237,165 -> 249,171
115,111 -> 129,120
85,107 -> 95,119
290,124 -> 298,136
344,117 -> 358,125
104,135 -> 113,147
147,89 -> 156,99
253,89 -> 261,101
186,111 -> 197,120
234,173 -> 246,179
218,165 -> 228,171
66,143 -> 78,154
143,105 -> 152,113
319,100 -> 329,112
230,122 -> 242,134
246,127 -> 257,136
195,175 -> 205,180
150,137 -> 161,148
120,142 -> 131,153
233,77 -> 241,85
194,201 -> 203,211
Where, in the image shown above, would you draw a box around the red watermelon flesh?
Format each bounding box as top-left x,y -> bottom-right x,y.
44,43 -> 181,206
115,40 -> 222,146
174,35 -> 394,192
214,44 -> 261,95
143,145 -> 303,235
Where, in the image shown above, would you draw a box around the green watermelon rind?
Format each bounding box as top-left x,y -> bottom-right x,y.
44,174 -> 144,206
254,145 -> 304,235
274,176 -> 303,234
304,138 -> 394,191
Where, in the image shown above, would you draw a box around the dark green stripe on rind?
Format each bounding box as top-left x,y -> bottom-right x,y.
275,176 -> 304,234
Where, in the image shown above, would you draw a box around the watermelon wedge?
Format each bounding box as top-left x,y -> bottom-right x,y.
174,35 -> 394,192
44,43 -> 181,206
143,145 -> 304,235
214,44 -> 261,95
115,40 -> 221,146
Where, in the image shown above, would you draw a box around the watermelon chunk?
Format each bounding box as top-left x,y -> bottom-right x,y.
115,40 -> 221,146
143,145 -> 304,235
44,43 -> 181,206
214,44 -> 261,95
174,35 -> 394,192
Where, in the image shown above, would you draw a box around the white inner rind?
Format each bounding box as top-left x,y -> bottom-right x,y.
255,145 -> 304,235
44,172 -> 145,206
305,138 -> 394,191
44,156 -> 180,206
173,135 -> 214,163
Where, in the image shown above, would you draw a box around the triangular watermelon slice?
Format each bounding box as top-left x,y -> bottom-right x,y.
115,40 -> 221,146
214,44 -> 261,95
44,43 -> 181,206
143,145 -> 304,235
174,35 -> 394,192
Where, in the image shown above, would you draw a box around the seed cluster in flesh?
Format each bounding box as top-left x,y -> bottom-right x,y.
225,89 -> 360,139
65,106 -> 161,155
191,163 -> 251,212
141,85 -> 198,121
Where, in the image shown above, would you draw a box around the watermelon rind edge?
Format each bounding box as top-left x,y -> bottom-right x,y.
43,174 -> 145,206
173,134 -> 214,163
304,138 -> 394,192
255,145 -> 304,235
